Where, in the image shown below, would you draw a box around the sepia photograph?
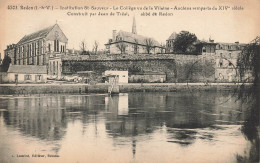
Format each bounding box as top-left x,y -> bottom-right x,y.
0,0 -> 259,162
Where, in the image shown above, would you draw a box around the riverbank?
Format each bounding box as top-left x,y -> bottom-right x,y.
0,83 -> 251,95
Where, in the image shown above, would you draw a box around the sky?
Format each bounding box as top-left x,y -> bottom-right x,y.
0,0 -> 259,58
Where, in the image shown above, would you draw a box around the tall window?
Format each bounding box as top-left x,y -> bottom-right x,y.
56,61 -> 59,74
32,43 -> 34,56
54,40 -> 59,52
49,62 -> 52,75
34,42 -> 36,56
42,54 -> 45,65
48,43 -> 51,52
57,40 -> 59,52
53,61 -> 56,75
54,40 -> 56,52
37,42 -> 39,56
37,56 -> 39,65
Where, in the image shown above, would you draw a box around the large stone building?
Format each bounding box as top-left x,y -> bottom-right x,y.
4,24 -> 68,67
195,40 -> 249,82
105,17 -> 165,54
215,42 -> 248,82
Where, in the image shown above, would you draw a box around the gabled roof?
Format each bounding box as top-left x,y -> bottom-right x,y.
17,25 -> 56,45
167,32 -> 177,40
112,30 -> 161,47
7,65 -> 47,74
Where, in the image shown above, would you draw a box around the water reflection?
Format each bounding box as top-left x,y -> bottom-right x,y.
3,97 -> 67,142
0,92 -> 258,162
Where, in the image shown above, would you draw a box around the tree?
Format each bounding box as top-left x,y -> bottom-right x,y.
1,55 -> 11,72
92,41 -> 99,55
237,36 -> 260,102
173,31 -> 197,53
145,38 -> 154,54
79,40 -> 87,55
236,36 -> 260,162
116,42 -> 126,54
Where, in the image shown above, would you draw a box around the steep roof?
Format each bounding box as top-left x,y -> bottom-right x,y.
17,25 -> 56,45
114,30 -> 161,47
167,32 -> 177,40
7,65 -> 47,74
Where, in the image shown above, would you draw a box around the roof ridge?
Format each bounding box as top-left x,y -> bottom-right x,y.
17,24 -> 56,44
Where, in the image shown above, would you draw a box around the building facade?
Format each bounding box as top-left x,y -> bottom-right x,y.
4,44 -> 16,65
215,42 -> 248,82
105,18 -> 165,54
195,40 -> 249,82
7,65 -> 47,83
4,24 -> 68,68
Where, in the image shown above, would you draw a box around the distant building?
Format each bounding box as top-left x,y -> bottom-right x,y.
4,44 -> 16,65
4,24 -> 68,66
7,65 -> 47,83
166,32 -> 177,53
195,39 -> 217,55
105,17 -> 165,54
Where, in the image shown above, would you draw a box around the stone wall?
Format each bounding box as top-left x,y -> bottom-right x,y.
61,53 -> 216,83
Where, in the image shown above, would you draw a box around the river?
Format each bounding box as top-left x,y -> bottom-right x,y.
0,92 -> 258,163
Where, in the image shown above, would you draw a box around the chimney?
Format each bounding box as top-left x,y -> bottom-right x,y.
113,30 -> 117,41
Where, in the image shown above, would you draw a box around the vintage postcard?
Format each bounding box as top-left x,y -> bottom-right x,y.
0,0 -> 259,162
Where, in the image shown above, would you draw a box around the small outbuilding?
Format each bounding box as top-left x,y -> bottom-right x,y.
104,70 -> 128,84
7,65 -> 47,83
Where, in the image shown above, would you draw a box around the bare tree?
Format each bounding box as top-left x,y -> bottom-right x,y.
79,40 -> 87,54
116,42 -> 126,54
92,41 -> 99,55
145,38 -> 154,54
